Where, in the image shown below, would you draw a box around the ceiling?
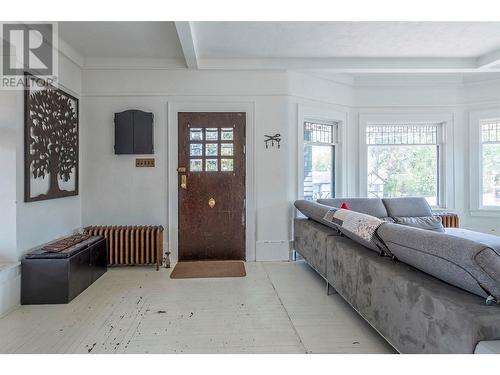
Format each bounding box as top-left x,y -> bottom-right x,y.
59,21 -> 183,59
194,22 -> 500,58
57,21 -> 500,73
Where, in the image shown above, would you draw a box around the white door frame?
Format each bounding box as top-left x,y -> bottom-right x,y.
166,101 -> 256,264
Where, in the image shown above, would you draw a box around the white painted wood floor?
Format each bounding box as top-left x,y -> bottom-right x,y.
0,261 -> 396,354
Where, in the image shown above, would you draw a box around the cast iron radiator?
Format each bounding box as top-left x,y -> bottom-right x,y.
434,212 -> 459,228
84,226 -> 164,270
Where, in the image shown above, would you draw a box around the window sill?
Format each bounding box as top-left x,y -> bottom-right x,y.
470,209 -> 500,217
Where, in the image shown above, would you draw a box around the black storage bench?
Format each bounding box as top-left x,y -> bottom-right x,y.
21,236 -> 107,305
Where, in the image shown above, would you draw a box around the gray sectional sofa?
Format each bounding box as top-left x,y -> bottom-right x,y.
294,197 -> 500,354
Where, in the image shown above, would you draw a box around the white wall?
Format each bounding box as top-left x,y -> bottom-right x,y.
0,93 -> 19,262
463,78 -> 500,233
80,68 -> 500,264
0,52 -> 82,314
14,53 -> 83,257
81,69 -> 296,262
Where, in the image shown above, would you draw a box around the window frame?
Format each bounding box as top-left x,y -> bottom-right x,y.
359,112 -> 454,209
297,105 -> 347,200
303,121 -> 337,200
469,108 -> 500,215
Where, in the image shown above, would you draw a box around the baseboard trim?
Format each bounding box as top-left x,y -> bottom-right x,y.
255,241 -> 291,261
0,262 -> 21,318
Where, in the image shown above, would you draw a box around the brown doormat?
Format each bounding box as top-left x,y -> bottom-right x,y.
170,261 -> 246,279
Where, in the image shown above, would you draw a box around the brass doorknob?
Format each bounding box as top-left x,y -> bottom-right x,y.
208,198 -> 216,208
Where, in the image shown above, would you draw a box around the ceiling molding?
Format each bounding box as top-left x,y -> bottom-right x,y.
82,57 -> 186,70
476,48 -> 500,70
174,21 -> 199,69
352,74 -> 465,87
198,57 -> 500,73
58,37 -> 85,68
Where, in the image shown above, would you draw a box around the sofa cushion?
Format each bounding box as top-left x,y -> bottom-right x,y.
382,197 -> 433,217
377,223 -> 500,300
317,198 -> 389,218
294,200 -> 341,233
445,228 -> 500,254
393,216 -> 445,232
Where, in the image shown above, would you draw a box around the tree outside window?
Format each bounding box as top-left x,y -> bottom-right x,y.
366,124 -> 440,206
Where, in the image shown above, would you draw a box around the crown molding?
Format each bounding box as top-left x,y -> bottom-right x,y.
82,57 -> 187,70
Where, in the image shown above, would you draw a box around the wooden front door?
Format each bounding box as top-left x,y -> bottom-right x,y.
178,112 -> 246,260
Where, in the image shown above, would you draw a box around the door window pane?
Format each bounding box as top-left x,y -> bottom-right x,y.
190,159 -> 203,172
221,159 -> 234,172
189,128 -> 203,141
221,128 -> 233,141
303,144 -> 334,200
205,143 -> 218,156
206,159 -> 218,172
206,128 -> 218,141
221,143 -> 234,156
190,143 -> 202,156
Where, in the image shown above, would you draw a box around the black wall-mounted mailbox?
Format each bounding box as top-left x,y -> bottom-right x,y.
114,110 -> 154,154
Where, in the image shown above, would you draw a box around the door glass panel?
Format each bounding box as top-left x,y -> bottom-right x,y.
190,128 -> 203,141
206,128 -> 218,141
206,159 -> 218,172
205,143 -> 218,156
190,159 -> 203,172
221,159 -> 234,172
190,143 -> 203,156
221,143 -> 233,156
221,128 -> 234,141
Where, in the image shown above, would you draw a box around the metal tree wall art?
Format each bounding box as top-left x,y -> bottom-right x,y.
24,73 -> 79,202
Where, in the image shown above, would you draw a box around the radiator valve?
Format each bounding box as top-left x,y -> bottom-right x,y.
164,251 -> 171,268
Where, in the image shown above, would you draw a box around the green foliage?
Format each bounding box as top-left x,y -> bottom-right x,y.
312,146 -> 333,172
368,145 -> 437,199
483,143 -> 500,192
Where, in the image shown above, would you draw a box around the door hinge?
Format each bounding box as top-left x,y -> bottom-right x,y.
242,199 -> 246,226
243,145 -> 246,154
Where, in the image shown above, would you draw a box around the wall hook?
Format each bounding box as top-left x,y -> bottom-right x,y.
264,133 -> 281,149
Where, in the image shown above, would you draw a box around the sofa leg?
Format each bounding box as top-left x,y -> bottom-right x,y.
326,280 -> 338,295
